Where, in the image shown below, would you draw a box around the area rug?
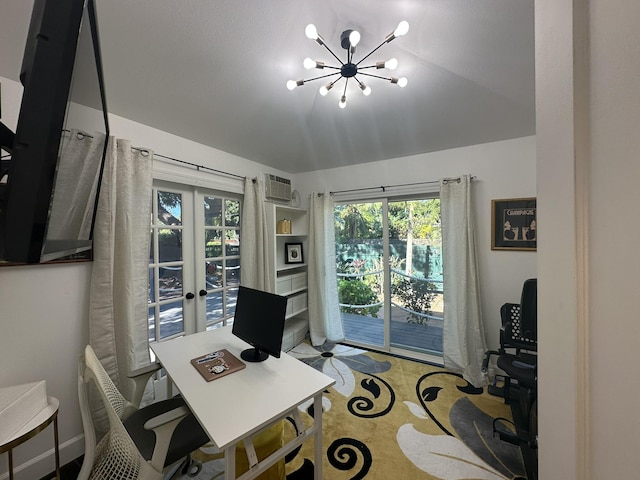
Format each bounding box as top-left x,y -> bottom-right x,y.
178,343 -> 527,480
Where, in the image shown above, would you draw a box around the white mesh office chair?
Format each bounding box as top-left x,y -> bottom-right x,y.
78,344 -> 209,480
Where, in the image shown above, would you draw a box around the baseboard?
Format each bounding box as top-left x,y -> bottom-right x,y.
0,434 -> 84,480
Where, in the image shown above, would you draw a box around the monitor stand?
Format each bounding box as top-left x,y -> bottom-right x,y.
241,347 -> 268,363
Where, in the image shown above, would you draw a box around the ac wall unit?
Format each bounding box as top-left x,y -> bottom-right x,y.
264,174 -> 292,202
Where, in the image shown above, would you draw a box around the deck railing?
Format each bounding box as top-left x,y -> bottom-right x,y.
337,269 -> 443,323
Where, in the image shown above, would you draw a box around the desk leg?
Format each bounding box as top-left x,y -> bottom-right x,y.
53,415 -> 60,479
313,394 -> 323,479
8,449 -> 14,480
225,444 -> 236,480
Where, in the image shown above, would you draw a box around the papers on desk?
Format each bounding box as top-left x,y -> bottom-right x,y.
190,349 -> 246,382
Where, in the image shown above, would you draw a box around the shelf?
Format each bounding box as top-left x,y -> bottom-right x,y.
277,263 -> 307,273
267,201 -> 310,351
279,286 -> 307,297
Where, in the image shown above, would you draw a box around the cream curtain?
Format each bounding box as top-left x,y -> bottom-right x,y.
440,174 -> 487,387
308,192 -> 344,345
239,177 -> 275,292
89,137 -> 153,401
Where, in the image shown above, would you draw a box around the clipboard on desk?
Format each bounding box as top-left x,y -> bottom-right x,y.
190,349 -> 246,382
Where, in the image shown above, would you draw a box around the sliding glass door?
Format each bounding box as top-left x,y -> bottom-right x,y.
335,196 -> 443,360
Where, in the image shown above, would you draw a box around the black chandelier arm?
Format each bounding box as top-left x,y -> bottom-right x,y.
356,71 -> 393,82
355,39 -> 389,66
319,41 -> 346,66
300,71 -> 342,84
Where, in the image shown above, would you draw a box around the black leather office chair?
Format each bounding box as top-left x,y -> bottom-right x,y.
482,279 -> 537,449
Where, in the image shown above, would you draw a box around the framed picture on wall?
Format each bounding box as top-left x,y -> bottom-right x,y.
491,197 -> 537,251
285,243 -> 304,264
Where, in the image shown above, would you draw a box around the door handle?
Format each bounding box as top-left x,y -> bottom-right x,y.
185,292 -> 195,300
199,289 -> 207,297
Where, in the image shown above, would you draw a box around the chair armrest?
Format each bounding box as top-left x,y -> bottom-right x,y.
127,362 -> 162,407
128,362 -> 161,379
143,405 -> 191,471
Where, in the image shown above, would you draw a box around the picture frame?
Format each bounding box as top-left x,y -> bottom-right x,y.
285,242 -> 304,264
491,197 -> 537,251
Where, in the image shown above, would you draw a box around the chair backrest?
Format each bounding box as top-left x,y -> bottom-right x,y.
519,278 -> 537,342
78,345 -> 160,480
500,278 -> 537,351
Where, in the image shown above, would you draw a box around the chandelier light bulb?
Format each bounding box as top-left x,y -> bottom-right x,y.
339,95 -> 347,108
359,82 -> 372,96
349,30 -> 361,47
397,77 -> 408,87
287,79 -> 304,90
305,24 -> 318,40
303,57 -> 316,69
319,83 -> 333,96
394,21 -> 409,37
386,58 -> 398,70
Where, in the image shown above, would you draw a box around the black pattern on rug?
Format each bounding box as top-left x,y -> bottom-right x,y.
286,342 -> 526,479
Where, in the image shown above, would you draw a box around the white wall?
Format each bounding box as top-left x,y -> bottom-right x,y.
295,136 -> 538,350
537,0 -> 640,478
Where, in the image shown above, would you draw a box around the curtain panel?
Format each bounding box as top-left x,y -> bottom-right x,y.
308,193 -> 344,345
89,137 -> 153,401
239,177 -> 275,292
440,174 -> 487,387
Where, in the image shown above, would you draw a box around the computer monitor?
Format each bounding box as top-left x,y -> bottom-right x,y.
231,286 -> 288,362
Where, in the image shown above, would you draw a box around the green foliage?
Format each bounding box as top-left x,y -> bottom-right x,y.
390,275 -> 438,324
338,279 -> 381,317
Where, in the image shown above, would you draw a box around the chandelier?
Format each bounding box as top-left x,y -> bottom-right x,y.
287,21 -> 409,109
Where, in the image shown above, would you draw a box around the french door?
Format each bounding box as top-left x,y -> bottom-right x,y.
148,181 -> 241,343
335,195 -> 443,361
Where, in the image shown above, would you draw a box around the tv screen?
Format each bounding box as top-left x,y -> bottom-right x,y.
0,0 -> 109,264
232,286 -> 288,363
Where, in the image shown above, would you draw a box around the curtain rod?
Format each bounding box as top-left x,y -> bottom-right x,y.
151,152 -> 246,180
61,129 -> 246,181
329,175 -> 475,195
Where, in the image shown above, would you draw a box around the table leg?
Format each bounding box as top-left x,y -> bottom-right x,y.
313,394 -> 323,479
53,415 -> 60,479
225,444 -> 236,480
8,449 -> 14,480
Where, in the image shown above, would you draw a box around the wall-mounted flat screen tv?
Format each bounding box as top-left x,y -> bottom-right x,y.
0,0 -> 109,264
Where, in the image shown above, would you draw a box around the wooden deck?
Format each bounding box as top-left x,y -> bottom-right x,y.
341,312 -> 443,355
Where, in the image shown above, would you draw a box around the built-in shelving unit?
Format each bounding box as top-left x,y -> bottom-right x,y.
266,203 -> 309,351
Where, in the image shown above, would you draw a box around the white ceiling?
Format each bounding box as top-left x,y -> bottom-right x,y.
0,0 -> 535,173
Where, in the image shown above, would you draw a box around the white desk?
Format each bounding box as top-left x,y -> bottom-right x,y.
150,326 -> 334,480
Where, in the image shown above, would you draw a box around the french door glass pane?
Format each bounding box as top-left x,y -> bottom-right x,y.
158,265 -> 183,300
158,229 -> 182,262
205,229 -> 223,257
158,192 -> 182,225
204,197 -> 222,226
335,202 -> 385,348
149,188 -> 188,342
388,199 -> 443,355
158,300 -> 184,339
206,261 -> 223,289
202,195 -> 242,329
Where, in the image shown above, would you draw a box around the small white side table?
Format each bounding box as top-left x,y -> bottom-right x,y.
0,396 -> 60,480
